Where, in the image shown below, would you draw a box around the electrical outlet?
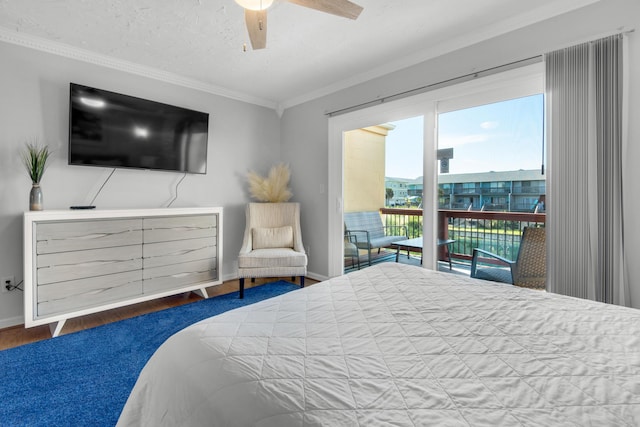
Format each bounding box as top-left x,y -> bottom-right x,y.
2,276 -> 15,293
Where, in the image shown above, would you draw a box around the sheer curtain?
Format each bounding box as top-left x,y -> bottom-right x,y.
545,34 -> 630,305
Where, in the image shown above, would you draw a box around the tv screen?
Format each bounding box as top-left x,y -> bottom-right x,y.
69,83 -> 209,174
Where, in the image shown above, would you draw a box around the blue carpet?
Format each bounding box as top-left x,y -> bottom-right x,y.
0,281 -> 300,427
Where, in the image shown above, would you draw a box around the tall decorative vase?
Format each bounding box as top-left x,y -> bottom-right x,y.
30,183 -> 43,211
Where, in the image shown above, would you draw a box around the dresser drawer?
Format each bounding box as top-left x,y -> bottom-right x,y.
143,215 -> 217,244
36,219 -> 143,254
143,269 -> 218,294
143,237 -> 217,268
37,245 -> 142,285
37,270 -> 143,317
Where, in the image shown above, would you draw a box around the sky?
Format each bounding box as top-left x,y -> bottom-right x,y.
384,94 -> 544,179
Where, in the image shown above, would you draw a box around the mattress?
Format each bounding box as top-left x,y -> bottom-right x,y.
117,263 -> 640,426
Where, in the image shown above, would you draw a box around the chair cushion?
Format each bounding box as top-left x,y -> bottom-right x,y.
344,241 -> 359,257
238,248 -> 307,268
252,226 -> 294,249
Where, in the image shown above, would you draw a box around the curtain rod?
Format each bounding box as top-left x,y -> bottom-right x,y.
326,55 -> 543,117
547,28 -> 634,53
325,28 -> 634,118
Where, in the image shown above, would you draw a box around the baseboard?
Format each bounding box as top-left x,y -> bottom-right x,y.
0,315 -> 24,330
306,271 -> 329,282
222,272 -> 239,283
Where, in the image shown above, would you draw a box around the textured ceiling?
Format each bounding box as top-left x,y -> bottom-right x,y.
0,0 -> 599,110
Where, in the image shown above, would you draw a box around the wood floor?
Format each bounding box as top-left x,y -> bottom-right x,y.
0,277 -> 317,351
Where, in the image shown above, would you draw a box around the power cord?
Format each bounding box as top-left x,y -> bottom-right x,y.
89,168 -> 116,206
5,279 -> 23,292
166,172 -> 187,208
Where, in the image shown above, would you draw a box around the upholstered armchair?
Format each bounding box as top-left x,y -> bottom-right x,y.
237,202 -> 307,298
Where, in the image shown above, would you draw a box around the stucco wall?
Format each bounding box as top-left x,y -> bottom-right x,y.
344,125 -> 393,212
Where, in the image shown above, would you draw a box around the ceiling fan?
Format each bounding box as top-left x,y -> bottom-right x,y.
234,0 -> 363,50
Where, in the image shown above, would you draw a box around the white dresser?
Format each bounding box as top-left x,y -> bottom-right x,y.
23,207 -> 223,337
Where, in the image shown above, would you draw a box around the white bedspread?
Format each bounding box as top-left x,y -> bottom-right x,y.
117,263 -> 640,426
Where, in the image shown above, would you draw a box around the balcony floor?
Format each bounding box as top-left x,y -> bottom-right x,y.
344,249 -> 472,277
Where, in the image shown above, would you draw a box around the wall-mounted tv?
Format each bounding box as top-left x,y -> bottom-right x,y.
69,83 -> 209,174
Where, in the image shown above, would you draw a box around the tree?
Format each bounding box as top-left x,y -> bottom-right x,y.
385,188 -> 394,205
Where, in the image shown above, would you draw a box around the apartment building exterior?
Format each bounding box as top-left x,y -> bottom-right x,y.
385,177 -> 412,206
385,169 -> 546,212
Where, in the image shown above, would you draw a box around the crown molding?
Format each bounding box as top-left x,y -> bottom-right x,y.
1,0 -> 600,114
0,27 -> 278,110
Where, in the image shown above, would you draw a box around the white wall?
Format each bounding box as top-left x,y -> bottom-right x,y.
281,0 -> 640,307
0,42 -> 282,327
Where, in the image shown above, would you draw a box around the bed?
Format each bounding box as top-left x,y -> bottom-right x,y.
117,263 -> 640,426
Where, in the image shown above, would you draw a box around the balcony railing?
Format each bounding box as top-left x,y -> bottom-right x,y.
380,208 -> 546,263
512,185 -> 546,194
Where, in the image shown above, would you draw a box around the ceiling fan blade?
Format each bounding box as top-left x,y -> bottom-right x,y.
286,0 -> 363,20
244,9 -> 268,50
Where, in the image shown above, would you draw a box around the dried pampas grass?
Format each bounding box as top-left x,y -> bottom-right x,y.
247,163 -> 293,202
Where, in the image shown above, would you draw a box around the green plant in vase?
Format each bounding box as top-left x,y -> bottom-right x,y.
22,142 -> 50,211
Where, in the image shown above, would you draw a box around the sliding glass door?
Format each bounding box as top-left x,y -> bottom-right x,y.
436,94 -> 545,273
328,63 -> 544,278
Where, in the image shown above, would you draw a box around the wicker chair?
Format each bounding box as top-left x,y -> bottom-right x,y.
470,227 -> 546,289
237,203 -> 307,298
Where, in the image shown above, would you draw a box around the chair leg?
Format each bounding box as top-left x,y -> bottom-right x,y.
300,276 -> 305,288
367,248 -> 372,266
470,249 -> 479,278
239,277 -> 245,299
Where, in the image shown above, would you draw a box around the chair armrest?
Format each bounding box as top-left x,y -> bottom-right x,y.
344,231 -> 359,244
383,224 -> 408,237
470,248 -> 515,278
346,229 -> 370,244
472,248 -> 514,265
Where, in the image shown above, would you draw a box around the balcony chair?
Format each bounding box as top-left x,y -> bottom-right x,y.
344,211 -> 408,266
344,230 -> 361,271
237,202 -> 307,298
470,226 -> 546,289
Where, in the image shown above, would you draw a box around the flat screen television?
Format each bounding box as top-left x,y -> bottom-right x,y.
69,83 -> 209,174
